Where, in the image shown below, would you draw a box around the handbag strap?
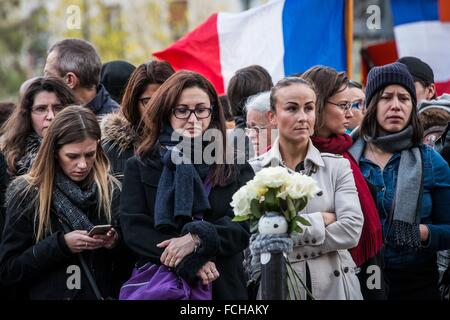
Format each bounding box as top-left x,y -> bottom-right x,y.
59,218 -> 104,300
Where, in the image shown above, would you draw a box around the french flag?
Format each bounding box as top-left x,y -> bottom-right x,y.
154,0 -> 348,95
392,0 -> 450,94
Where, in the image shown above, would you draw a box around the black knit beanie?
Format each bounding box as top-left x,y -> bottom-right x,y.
365,62 -> 416,108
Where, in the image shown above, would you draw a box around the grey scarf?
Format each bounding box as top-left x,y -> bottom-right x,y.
53,172 -> 97,231
349,125 -> 422,248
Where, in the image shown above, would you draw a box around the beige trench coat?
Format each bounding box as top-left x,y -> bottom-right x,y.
249,138 -> 364,300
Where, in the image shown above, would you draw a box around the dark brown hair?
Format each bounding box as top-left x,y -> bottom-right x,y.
137,70 -> 234,187
360,90 -> 424,146
120,60 -> 175,129
1,77 -> 78,175
301,66 -> 349,131
227,65 -> 273,117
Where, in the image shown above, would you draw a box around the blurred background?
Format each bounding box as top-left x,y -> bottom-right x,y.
0,0 -> 393,101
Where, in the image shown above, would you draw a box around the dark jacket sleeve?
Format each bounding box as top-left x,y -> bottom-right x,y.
176,163 -> 255,282
119,157 -> 172,262
0,183 -> 72,286
425,148 -> 450,251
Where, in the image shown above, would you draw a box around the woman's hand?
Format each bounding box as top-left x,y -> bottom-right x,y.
196,261 -> 220,285
321,212 -> 337,226
419,224 -> 429,242
64,230 -> 105,253
157,233 -> 196,268
92,228 -> 119,249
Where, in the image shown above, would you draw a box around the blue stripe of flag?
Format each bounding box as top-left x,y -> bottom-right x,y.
282,0 -> 346,75
391,0 -> 438,26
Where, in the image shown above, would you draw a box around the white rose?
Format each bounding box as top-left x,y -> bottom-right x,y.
246,180 -> 268,199
289,173 -> 321,200
254,167 -> 292,189
231,185 -> 252,216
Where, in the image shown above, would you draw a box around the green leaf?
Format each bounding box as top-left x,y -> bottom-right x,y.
250,198 -> 262,219
297,215 -> 312,227
264,188 -> 278,211
294,197 -> 307,212
286,197 -> 297,219
232,214 -> 250,222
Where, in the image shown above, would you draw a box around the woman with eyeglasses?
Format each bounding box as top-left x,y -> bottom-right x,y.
1,77 -> 78,177
349,63 -> 450,300
302,66 -> 385,300
347,80 -> 366,134
119,71 -> 254,300
101,60 -> 175,182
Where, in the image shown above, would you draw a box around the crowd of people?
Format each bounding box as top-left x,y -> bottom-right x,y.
0,38 -> 449,300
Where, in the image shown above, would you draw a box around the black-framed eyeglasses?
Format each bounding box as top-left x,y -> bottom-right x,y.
172,106 -> 213,119
139,97 -> 151,107
327,101 -> 352,112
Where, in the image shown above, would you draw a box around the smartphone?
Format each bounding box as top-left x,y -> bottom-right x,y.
88,224 -> 112,237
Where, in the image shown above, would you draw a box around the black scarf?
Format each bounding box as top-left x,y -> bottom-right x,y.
53,171 -> 97,231
154,125 -> 211,232
16,132 -> 42,175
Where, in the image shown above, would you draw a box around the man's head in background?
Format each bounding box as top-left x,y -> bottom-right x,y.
398,56 -> 436,103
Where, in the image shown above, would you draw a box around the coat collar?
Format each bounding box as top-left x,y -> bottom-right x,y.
258,137 -> 324,171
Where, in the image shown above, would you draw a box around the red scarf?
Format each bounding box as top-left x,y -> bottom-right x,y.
311,134 -> 383,266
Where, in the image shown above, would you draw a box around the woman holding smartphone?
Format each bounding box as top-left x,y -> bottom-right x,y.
0,106 -> 122,300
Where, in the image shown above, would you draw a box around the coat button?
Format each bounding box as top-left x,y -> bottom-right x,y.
311,252 -> 316,257
344,267 -> 349,273
334,270 -> 340,277
296,254 -> 302,259
304,239 -> 309,244
303,254 -> 308,259
312,238 -> 317,244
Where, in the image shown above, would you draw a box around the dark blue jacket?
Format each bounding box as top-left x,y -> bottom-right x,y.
359,145 -> 450,269
85,84 -> 119,117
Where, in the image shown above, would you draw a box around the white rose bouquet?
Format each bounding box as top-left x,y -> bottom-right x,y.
231,166 -> 322,233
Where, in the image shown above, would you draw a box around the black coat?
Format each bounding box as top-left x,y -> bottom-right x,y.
0,177 -> 124,300
120,152 -> 254,300
86,84 -> 119,117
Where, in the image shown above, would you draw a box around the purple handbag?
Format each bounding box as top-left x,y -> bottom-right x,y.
119,262 -> 212,300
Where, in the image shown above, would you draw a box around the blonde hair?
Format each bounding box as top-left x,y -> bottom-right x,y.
23,105 -> 120,241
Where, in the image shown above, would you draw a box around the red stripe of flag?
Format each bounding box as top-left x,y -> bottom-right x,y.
439,0 -> 450,22
153,13 -> 225,94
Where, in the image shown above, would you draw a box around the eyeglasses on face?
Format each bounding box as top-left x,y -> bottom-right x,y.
327,101 -> 352,112
138,97 -> 151,107
172,105 -> 213,119
31,104 -> 64,116
245,125 -> 271,134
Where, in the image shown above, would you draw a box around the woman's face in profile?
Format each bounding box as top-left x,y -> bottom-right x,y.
57,138 -> 98,182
